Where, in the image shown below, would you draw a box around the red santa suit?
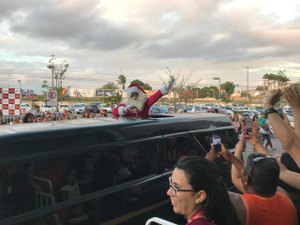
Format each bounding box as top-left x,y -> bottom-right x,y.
112,78 -> 175,118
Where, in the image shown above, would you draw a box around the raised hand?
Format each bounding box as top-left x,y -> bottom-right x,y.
264,89 -> 283,109
285,85 -> 300,109
166,76 -> 175,91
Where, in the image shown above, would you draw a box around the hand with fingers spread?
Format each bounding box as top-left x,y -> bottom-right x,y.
264,89 -> 283,110
285,85 -> 300,109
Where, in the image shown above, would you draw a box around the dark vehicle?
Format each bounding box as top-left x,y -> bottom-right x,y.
0,113 -> 238,225
85,103 -> 101,113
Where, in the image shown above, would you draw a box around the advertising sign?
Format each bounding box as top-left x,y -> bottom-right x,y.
0,88 -> 21,115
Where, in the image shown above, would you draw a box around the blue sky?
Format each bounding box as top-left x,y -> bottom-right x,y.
1,0 -> 300,93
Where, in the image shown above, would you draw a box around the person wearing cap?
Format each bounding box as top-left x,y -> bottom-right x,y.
112,76 -> 175,118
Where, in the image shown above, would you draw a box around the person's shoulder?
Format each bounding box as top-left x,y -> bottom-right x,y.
228,191 -> 243,204
228,191 -> 246,224
190,218 -> 215,225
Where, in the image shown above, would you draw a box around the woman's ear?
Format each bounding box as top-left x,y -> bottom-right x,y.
195,190 -> 206,204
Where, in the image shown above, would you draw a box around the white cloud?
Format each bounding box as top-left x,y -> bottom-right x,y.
0,0 -> 300,93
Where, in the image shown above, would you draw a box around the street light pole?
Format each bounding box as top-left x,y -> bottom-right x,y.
48,54 -> 56,89
17,80 -> 22,100
245,66 -> 250,101
17,80 -> 21,90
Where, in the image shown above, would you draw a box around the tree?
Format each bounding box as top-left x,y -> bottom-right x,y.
117,74 -> 127,90
198,86 -> 218,98
101,82 -> 118,90
221,81 -> 235,102
41,80 -> 50,95
262,71 -> 290,96
276,70 -> 290,88
161,68 -> 200,110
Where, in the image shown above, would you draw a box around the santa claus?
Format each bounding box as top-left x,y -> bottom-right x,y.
112,76 -> 175,118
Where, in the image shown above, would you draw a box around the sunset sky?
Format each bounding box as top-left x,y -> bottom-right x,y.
1,0 -> 300,93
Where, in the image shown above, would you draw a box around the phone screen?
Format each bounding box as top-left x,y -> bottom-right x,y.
212,136 -> 221,152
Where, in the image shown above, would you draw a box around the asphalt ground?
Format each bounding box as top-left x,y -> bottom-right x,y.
243,135 -> 283,159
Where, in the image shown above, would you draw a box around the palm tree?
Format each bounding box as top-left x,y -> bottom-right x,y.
276,70 -> 290,89
117,75 -> 126,90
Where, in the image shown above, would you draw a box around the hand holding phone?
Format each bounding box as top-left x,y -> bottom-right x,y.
211,136 -> 221,152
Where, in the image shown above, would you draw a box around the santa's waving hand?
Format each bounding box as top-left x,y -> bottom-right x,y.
112,76 -> 175,118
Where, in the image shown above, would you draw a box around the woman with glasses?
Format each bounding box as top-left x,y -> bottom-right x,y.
167,156 -> 241,225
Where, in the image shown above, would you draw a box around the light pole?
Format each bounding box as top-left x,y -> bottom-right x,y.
245,66 -> 250,101
17,80 -> 22,99
47,54 -> 56,89
212,77 -> 221,101
17,80 -> 21,90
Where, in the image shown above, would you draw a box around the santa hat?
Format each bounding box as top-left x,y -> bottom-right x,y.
125,83 -> 146,95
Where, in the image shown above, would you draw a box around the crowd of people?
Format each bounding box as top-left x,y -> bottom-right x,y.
1,79 -> 300,224
0,106 -> 108,125
167,85 -> 300,225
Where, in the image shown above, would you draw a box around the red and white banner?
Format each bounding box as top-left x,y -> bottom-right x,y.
0,88 -> 21,116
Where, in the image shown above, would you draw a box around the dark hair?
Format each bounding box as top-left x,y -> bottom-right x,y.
22,113 -> 35,123
176,156 -> 241,225
243,153 -> 279,195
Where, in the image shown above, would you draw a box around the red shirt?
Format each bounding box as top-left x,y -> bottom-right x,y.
242,192 -> 297,225
186,211 -> 215,225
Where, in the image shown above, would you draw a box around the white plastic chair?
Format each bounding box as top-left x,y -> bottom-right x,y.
145,217 -> 178,225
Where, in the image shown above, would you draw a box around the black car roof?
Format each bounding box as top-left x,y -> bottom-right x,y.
0,113 -> 234,163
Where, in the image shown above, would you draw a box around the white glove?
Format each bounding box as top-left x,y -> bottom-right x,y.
160,76 -> 175,95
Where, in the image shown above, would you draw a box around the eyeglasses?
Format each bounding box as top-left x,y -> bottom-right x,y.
168,177 -> 195,197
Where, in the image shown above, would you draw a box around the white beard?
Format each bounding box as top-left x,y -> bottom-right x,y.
124,92 -> 148,111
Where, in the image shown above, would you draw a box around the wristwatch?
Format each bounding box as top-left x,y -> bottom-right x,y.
265,107 -> 278,118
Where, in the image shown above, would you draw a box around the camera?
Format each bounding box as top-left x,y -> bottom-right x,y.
211,135 -> 221,152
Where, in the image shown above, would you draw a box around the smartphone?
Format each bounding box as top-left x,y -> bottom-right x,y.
211,135 -> 221,152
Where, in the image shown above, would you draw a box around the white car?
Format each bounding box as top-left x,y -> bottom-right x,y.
59,104 -> 70,113
71,103 -> 86,114
40,104 -> 55,113
20,103 -> 31,112
100,104 -> 112,113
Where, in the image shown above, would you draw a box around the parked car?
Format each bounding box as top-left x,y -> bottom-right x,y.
149,105 -> 169,114
40,104 -> 54,113
58,104 -> 70,113
71,103 -> 86,114
85,103 -> 100,113
100,104 -> 112,113
223,106 -> 241,112
255,106 -> 265,113
20,103 -> 31,112
185,106 -> 202,113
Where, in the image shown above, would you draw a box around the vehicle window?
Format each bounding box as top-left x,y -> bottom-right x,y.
0,140 -> 161,225
193,129 -> 238,189
193,129 -> 238,152
164,136 -> 197,170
